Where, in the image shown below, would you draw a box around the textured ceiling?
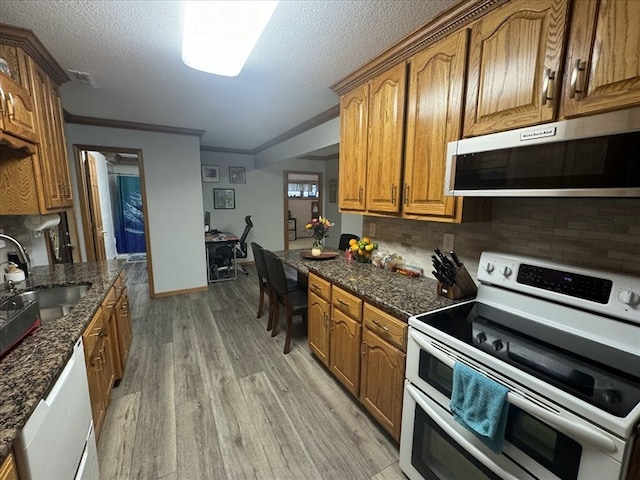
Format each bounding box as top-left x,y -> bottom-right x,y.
1,0 -> 459,150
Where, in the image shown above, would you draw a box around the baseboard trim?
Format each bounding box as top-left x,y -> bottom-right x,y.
151,285 -> 208,298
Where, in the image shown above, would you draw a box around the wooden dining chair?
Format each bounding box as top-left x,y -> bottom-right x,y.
338,233 -> 360,251
263,250 -> 308,354
250,242 -> 269,320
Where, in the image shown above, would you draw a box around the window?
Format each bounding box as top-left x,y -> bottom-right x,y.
288,182 -> 318,198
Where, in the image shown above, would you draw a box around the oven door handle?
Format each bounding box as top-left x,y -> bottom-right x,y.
406,383 -> 523,480
410,331 -> 618,454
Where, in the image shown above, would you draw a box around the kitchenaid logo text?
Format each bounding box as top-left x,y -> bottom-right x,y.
520,127 -> 556,141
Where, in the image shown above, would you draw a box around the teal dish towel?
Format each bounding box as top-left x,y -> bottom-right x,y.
450,362 -> 509,454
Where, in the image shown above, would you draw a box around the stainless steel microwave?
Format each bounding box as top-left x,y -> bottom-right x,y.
445,107 -> 640,197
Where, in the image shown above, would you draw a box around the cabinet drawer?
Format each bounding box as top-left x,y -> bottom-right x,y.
332,285 -> 362,321
102,285 -> 117,316
363,303 -> 407,352
82,306 -> 105,358
308,273 -> 331,302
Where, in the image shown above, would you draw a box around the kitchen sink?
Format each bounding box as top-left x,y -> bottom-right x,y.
0,284 -> 90,357
0,294 -> 40,358
15,284 -> 91,321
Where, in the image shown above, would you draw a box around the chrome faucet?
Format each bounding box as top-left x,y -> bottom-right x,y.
0,233 -> 30,279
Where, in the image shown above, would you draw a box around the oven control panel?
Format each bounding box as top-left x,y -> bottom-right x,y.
477,252 -> 640,324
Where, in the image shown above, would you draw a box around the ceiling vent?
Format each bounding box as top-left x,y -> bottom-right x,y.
66,69 -> 98,88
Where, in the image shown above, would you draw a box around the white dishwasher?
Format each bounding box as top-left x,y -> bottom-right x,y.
13,338 -> 100,479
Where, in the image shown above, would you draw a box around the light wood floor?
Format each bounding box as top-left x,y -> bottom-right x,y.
98,262 -> 406,480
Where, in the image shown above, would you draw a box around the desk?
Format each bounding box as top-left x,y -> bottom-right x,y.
205,232 -> 239,283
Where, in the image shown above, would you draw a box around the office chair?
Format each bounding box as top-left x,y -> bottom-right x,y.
213,215 -> 254,278
235,215 -> 253,274
338,233 -> 360,252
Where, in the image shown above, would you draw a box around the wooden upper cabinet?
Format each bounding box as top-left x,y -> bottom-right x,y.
339,84 -> 368,211
464,0 -> 569,137
560,0 -> 640,117
366,62 -> 406,213
0,45 -> 37,151
29,59 -> 73,209
403,29 -> 467,219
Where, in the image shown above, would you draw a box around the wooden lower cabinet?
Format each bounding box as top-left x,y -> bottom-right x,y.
82,271 -> 132,440
307,274 -> 407,442
329,308 -> 362,397
360,304 -> 407,441
83,305 -> 115,439
115,286 -> 132,370
308,291 -> 330,365
0,452 -> 18,480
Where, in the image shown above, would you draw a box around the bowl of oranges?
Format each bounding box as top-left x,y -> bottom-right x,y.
349,237 -> 378,263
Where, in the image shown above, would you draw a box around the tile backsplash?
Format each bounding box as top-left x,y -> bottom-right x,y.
364,198 -> 640,280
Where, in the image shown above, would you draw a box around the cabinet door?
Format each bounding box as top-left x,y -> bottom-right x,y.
116,288 -> 132,371
0,72 -> 37,144
0,452 -> 18,480
339,84 -> 368,211
366,62 -> 406,213
86,348 -> 106,438
360,327 -> 406,441
29,64 -> 61,208
561,0 -> 640,117
464,0 -> 569,136
329,307 -> 362,397
51,89 -> 73,205
403,29 -> 467,219
308,291 -> 330,366
29,62 -> 73,209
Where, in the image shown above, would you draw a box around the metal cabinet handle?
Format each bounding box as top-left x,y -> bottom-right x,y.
90,326 -> 104,338
337,299 -> 349,308
372,319 -> 389,332
361,341 -> 366,355
0,86 -> 5,113
311,283 -> 322,291
391,184 -> 397,204
569,59 -> 586,99
358,186 -> 363,203
7,92 -> 15,118
323,311 -> 329,327
404,184 -> 409,205
541,68 -> 555,106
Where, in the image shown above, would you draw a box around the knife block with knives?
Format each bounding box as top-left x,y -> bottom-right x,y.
432,249 -> 477,300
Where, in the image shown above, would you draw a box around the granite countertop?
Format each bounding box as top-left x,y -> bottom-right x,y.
0,260 -> 125,461
278,250 -> 465,321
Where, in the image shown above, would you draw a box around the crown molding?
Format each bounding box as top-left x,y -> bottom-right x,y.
0,23 -> 69,85
199,104 -> 340,155
200,145 -> 254,155
64,111 -> 206,137
330,0 -> 507,95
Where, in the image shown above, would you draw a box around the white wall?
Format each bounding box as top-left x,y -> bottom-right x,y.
324,158 -> 341,249
201,151 -> 327,256
65,124 -> 206,294
254,117 -> 339,168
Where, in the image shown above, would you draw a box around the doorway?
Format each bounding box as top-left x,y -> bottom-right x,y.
74,145 -> 153,288
283,171 -> 323,250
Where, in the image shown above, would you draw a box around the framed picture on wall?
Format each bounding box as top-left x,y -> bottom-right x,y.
329,178 -> 337,203
229,166 -> 246,183
202,165 -> 220,182
214,188 -> 235,209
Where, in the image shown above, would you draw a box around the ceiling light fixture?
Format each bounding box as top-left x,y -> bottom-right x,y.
182,0 -> 279,77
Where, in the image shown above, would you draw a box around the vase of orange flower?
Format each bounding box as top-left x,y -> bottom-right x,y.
305,216 -> 333,256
